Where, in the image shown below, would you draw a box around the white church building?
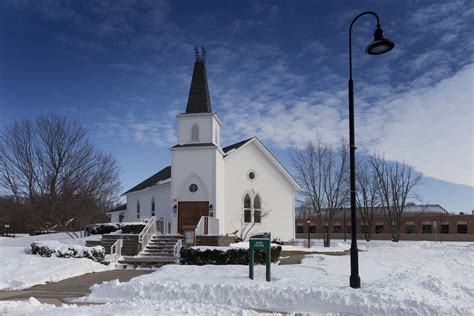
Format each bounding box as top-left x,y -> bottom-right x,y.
108,49 -> 299,242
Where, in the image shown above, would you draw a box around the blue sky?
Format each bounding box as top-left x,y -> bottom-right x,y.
0,0 -> 472,212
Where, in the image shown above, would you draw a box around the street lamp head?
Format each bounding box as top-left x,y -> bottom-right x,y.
366,26 -> 394,55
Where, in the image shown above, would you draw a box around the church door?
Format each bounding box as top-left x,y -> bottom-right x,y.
178,202 -> 209,238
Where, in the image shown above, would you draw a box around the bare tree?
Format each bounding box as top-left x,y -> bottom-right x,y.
0,115 -> 121,233
231,191 -> 270,241
232,208 -> 271,241
295,199 -> 313,219
355,155 -> 380,241
291,138 -> 349,247
370,154 -> 421,242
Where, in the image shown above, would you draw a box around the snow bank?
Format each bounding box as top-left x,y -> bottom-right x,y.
1,239 -> 472,314
230,240 -> 350,253
81,240 -> 473,314
0,298 -> 255,316
30,240 -> 105,262
87,222 -> 145,235
0,233 -> 110,290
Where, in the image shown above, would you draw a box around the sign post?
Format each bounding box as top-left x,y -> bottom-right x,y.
248,232 -> 271,282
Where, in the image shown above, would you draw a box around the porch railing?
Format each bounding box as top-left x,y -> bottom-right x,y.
173,239 -> 182,259
138,216 -> 156,248
156,217 -> 171,235
195,216 -> 219,236
110,238 -> 123,263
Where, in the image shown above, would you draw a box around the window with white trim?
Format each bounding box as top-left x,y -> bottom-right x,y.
243,193 -> 263,224
244,194 -> 251,223
191,124 -> 199,142
151,198 -> 155,217
253,195 -> 261,223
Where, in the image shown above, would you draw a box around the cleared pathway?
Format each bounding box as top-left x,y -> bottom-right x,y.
0,270 -> 153,306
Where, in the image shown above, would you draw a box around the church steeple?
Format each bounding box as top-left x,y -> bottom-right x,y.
185,47 -> 212,114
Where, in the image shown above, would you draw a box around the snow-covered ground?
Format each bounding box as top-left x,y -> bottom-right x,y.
193,239 -> 350,253
0,233 -> 109,290
1,240 -> 472,315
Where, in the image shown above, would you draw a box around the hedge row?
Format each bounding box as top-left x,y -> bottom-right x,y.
86,223 -> 145,235
180,246 -> 282,265
30,241 -> 105,262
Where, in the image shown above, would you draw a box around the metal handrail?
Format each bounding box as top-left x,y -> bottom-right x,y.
138,216 -> 156,246
173,239 -> 182,258
110,238 -> 123,263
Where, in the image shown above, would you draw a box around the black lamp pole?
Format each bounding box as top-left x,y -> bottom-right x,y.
348,11 -> 395,289
307,218 -> 311,248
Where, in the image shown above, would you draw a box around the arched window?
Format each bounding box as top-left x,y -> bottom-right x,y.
151,198 -> 155,217
244,194 -> 251,223
191,124 -> 199,142
137,201 -> 140,219
254,195 -> 262,223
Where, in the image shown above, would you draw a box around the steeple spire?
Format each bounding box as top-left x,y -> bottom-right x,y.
185,46 -> 212,114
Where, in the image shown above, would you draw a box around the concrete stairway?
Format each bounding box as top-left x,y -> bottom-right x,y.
117,234 -> 184,268
141,234 -> 184,258
101,234 -> 141,256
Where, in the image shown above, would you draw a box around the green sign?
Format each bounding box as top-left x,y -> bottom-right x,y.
249,232 -> 271,282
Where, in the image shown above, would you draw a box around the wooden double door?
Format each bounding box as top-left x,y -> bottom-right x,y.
178,201 -> 209,236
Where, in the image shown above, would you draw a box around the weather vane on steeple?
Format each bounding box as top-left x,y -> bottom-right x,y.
194,46 -> 206,62
194,46 -> 199,61
201,46 -> 206,62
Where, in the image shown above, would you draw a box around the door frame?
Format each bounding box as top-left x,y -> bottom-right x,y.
177,201 -> 209,236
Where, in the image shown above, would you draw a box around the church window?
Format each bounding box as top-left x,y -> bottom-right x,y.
244,194 -> 251,223
247,170 -> 256,181
137,201 -> 140,219
189,183 -> 198,193
191,124 -> 199,142
151,198 -> 155,217
254,195 -> 261,223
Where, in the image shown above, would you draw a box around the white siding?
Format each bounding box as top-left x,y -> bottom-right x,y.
177,113 -> 221,145
224,141 -> 296,241
125,184 -> 172,222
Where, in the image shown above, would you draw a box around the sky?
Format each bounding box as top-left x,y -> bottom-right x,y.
0,0 -> 472,212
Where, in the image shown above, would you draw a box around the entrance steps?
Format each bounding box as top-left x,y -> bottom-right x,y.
116,234 -> 184,268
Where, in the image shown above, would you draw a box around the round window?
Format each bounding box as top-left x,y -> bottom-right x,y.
247,170 -> 256,181
189,183 -> 198,192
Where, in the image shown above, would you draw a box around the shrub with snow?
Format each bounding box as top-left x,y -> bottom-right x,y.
30,240 -> 105,262
180,246 -> 282,265
86,223 -> 145,235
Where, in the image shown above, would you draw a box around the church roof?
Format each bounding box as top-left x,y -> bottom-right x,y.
222,138 -> 253,154
172,143 -> 216,149
122,166 -> 171,195
123,138 -> 298,195
106,203 -> 127,213
185,47 -> 212,114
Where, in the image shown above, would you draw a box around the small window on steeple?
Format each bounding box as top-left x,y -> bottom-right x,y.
191,124 -> 199,142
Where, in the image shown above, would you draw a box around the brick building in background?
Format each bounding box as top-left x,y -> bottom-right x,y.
295,204 -> 474,242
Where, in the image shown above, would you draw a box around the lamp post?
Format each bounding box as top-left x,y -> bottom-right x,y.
348,11 -> 395,289
307,218 -> 311,248
343,207 -> 347,242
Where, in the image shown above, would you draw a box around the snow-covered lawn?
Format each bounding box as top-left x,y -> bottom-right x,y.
1,240 -> 472,315
193,240 -> 350,253
0,233 -> 109,290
